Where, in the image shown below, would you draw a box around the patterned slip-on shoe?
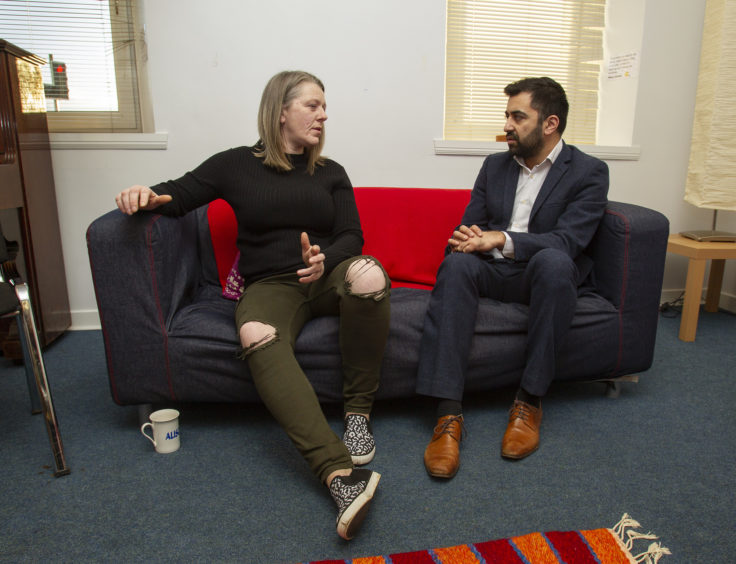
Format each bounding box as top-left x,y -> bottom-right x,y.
329,468 -> 381,540
343,413 -> 376,465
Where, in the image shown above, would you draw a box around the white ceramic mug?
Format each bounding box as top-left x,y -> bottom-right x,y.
140,409 -> 181,453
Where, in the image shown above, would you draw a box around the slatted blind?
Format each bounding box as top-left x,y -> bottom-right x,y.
445,0 -> 605,143
0,0 -> 142,132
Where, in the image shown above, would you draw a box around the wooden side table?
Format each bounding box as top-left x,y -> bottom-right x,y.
666,234 -> 736,341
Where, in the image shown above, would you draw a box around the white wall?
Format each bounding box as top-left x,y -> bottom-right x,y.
50,0 -> 735,329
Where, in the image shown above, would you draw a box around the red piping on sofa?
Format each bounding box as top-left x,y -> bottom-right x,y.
604,208 -> 631,377
146,215 -> 176,401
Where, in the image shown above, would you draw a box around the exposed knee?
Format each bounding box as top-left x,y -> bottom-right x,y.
345,257 -> 388,300
239,321 -> 278,355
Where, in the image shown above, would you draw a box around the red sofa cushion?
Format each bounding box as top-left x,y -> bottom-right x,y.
207,198 -> 239,292
354,187 -> 471,288
207,187 -> 471,293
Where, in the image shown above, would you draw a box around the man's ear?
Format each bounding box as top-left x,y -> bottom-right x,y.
544,115 -> 560,135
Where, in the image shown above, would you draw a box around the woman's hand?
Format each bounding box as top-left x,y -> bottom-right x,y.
297,232 -> 325,283
115,185 -> 173,215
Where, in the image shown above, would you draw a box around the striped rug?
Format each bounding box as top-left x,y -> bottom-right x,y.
303,514 -> 670,564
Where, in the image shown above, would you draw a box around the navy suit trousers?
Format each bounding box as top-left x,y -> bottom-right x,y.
416,248 -> 579,401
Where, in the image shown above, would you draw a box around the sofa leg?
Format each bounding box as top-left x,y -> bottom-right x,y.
596,375 -> 639,399
605,381 -> 621,398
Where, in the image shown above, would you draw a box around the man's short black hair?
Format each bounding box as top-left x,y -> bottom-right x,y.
504,77 -> 569,135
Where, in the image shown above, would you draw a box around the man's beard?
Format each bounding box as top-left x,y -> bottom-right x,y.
508,122 -> 544,160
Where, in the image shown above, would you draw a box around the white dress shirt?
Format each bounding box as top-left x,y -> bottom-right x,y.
491,139 -> 564,259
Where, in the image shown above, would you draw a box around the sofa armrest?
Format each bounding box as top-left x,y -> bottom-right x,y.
591,201 -> 669,309
588,201 -> 669,374
86,209 -> 201,404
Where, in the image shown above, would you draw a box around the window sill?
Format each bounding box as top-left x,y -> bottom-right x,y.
434,140 -> 641,161
49,132 -> 168,150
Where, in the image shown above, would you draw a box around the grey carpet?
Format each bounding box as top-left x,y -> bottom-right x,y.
1,309 -> 734,563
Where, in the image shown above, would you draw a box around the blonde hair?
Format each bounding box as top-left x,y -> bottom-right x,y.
254,70 -> 326,175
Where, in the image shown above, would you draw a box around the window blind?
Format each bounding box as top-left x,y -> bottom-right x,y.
0,0 -> 142,132
445,0 -> 606,144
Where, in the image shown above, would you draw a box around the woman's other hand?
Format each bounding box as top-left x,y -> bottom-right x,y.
297,232 -> 325,283
115,185 -> 173,215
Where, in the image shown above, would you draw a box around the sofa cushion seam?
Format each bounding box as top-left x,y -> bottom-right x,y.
146,215 -> 176,400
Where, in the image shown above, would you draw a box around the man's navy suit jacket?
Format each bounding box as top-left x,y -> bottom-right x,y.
458,141 -> 610,285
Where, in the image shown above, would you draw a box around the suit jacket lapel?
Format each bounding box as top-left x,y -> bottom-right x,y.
530,142 -> 571,222
502,159 -> 519,225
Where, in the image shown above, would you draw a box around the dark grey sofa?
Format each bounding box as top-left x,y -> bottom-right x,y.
86,188 -> 669,407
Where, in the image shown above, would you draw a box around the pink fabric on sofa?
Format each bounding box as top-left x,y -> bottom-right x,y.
223,252 -> 245,299
208,187 -> 472,298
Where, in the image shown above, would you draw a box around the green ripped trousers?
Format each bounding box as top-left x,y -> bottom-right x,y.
235,256 -> 391,483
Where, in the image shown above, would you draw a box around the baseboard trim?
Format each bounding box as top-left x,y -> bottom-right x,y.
720,293 -> 736,313
660,289 -> 736,314
70,309 -> 101,331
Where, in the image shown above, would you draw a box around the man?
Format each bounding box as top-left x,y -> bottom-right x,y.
418,77 -> 609,478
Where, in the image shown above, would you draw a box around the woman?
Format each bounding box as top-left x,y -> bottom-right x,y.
115,71 -> 390,540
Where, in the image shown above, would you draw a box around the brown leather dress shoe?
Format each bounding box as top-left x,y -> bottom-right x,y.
501,400 -> 542,459
424,414 -> 465,478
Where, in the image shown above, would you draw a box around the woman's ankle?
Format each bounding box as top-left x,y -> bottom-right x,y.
326,467 -> 353,487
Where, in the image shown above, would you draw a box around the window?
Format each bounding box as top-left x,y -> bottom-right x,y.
444,0 -> 606,145
0,0 -> 144,133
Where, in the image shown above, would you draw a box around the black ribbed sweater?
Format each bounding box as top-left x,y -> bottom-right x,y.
151,146 -> 363,287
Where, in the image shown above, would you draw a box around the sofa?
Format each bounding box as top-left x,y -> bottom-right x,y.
86,187 -> 669,407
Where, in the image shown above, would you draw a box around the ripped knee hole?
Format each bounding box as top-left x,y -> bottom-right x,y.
240,321 -> 278,353
345,258 -> 388,300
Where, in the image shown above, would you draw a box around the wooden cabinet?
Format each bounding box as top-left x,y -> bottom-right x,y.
0,40 -> 70,348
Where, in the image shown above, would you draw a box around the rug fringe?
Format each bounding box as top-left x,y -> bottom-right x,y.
612,513 -> 672,563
